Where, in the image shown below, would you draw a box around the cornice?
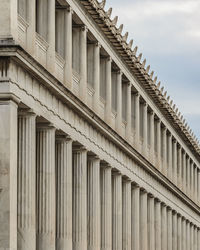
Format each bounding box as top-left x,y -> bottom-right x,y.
79,0 -> 200,159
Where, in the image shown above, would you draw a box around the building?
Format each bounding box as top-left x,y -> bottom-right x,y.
0,0 -> 199,249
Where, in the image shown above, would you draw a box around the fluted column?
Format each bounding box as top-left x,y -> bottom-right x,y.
126,83 -> 132,141
167,133 -> 172,180
101,164 -> 112,250
194,166 -> 198,202
132,184 -> 140,250
140,189 -> 148,250
177,214 -> 182,250
190,224 -> 194,250
177,146 -> 182,190
191,162 -> 194,200
167,207 -> 172,250
186,220 -> 191,250
142,103 -> 148,155
149,111 -> 155,162
162,127 -> 167,175
112,172 -> 122,250
172,211 -> 177,250
172,139 -> 177,185
93,42 -> 101,113
55,136 -> 72,250
182,218 -> 186,250
36,124 -> 56,250
64,7 -> 73,88
155,199 -> 161,250
105,56 -> 112,124
122,178 -> 131,250
87,156 -> 101,250
47,0 -> 55,72
18,111 -> 36,250
156,119 -> 161,170
116,70 -> 122,133
148,194 -> 155,250
79,25 -> 88,103
186,157 -> 190,196
135,93 -> 140,148
194,226 -> 198,250
182,152 -> 186,193
161,203 -> 167,249
72,146 -> 87,250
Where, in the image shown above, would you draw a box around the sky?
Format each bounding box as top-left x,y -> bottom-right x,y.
106,0 -> 200,140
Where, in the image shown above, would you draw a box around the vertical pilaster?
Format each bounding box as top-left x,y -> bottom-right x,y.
55,136 -> 72,250
191,162 -> 194,200
87,156 -> 101,250
122,179 -> 131,250
149,111 -> 155,162
132,184 -> 140,250
172,211 -> 177,250
112,172 -> 122,250
126,83 -> 132,141
105,57 -> 112,124
93,42 -> 101,113
194,166 -> 198,202
167,133 -> 172,180
135,93 -> 140,148
36,124 -> 56,250
162,127 -> 167,175
156,119 -> 161,170
182,152 -> 186,193
18,111 -> 36,250
27,0 -> 36,55
148,194 -> 155,250
186,157 -> 190,196
101,165 -> 112,250
64,7 -> 73,88
79,25 -> 88,103
142,103 -> 148,155
0,99 -> 18,250
116,70 -> 122,133
72,146 -> 87,250
167,207 -> 172,250
172,139 -> 177,185
140,189 -> 148,250
161,203 -> 167,249
177,146 -> 182,190
155,199 -> 161,250
47,0 -> 55,73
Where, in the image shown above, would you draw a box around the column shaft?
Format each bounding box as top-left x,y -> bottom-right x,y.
93,43 -> 100,113
72,148 -> 87,250
186,221 -> 190,250
148,195 -> 155,250
177,147 -> 182,190
162,127 -> 167,175
27,0 -> 36,55
55,137 -> 72,250
182,152 -> 186,193
101,165 -> 112,250
142,103 -> 148,155
36,125 -> 56,250
0,99 -> 18,250
149,111 -> 155,162
18,112 -> 36,250
122,180 -> 131,250
177,215 -> 182,250
167,134 -> 172,180
126,83 -> 132,141
182,218 -> 186,250
112,173 -> 122,250
172,140 -> 177,185
140,190 -> 148,250
116,71 -> 122,133
105,57 -> 112,124
161,204 -> 167,249
156,120 -> 161,170
167,208 -> 172,250
135,93 -> 140,148
87,157 -> 101,250
155,199 -> 161,250
172,212 -> 177,250
132,185 -> 140,250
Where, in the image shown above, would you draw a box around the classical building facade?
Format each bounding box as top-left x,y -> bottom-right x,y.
0,0 -> 199,249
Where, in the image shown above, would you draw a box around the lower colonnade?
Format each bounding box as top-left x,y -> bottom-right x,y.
16,108 -> 200,250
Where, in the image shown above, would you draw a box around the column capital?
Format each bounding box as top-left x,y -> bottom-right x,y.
112,169 -> 121,176
37,122 -> 56,130
0,93 -> 21,105
87,154 -> 100,161
67,6 -> 74,14
150,109 -> 155,116
106,55 -> 112,63
167,206 -> 172,211
148,193 -> 154,198
140,188 -> 147,194
101,162 -> 112,169
55,134 -> 72,142
132,182 -> 140,188
155,197 -> 161,203
161,202 -> 167,207
117,69 -> 123,76
18,108 -> 36,117
122,176 -> 131,182
73,144 -> 87,153
135,92 -> 140,98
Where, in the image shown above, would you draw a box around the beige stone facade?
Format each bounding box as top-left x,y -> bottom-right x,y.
0,0 -> 199,249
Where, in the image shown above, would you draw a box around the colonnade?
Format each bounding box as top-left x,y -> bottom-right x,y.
16,110 -> 200,250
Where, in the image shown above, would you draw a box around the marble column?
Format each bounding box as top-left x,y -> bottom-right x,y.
194,166 -> 198,202
116,70 -> 122,133
172,139 -> 177,185
186,220 -> 191,250
122,178 -> 131,250
101,164 -> 112,250
105,56 -> 112,124
172,211 -> 177,250
161,203 -> 167,249
27,0 -> 36,55
36,124 -> 56,250
55,136 -> 73,250
0,99 -> 18,250
18,111 -> 36,250
93,42 -> 101,113
155,199 -> 161,250
177,146 -> 182,190
182,152 -> 186,193
162,127 -> 167,175
177,214 -> 182,250
47,0 -> 55,72
87,156 -> 101,250
167,207 -> 172,250
126,83 -> 132,141
131,184 -> 140,250
190,224 -> 194,250
194,226 -> 198,250
142,103 -> 148,155
167,133 -> 172,180
182,218 -> 186,250
156,119 -> 161,170
135,93 -> 140,148
186,157 -> 190,196
140,189 -> 148,250
64,7 -> 73,88
149,111 -> 155,163
72,146 -> 87,250
112,172 -> 122,250
148,194 -> 155,250
191,162 -> 194,200
79,25 -> 88,103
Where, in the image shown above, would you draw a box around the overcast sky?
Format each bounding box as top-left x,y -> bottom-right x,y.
106,0 -> 200,140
